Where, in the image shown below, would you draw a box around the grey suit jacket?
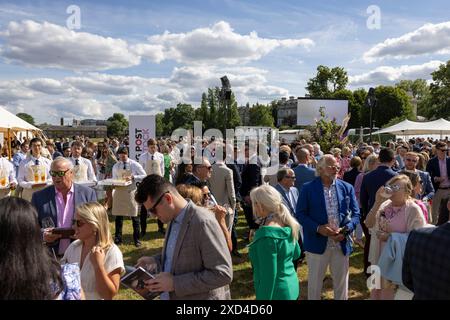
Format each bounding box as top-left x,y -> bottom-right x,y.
154,201 -> 233,300
209,162 -> 236,210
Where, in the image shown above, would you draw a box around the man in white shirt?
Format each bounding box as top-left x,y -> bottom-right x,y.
69,141 -> 97,183
139,138 -> 164,176
18,137 -> 52,201
12,141 -> 29,178
0,144 -> 18,199
112,147 -> 146,247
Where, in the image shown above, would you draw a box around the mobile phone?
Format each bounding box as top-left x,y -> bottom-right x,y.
52,227 -> 75,238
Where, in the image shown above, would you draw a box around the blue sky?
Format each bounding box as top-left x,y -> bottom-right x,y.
0,0 -> 449,124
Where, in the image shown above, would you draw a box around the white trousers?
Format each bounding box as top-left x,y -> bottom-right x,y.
306,245 -> 349,300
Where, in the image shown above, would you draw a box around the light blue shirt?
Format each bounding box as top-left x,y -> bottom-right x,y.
160,203 -> 188,300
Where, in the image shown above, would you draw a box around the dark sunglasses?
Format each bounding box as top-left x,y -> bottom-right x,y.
148,191 -> 169,214
285,176 -> 296,179
439,148 -> 448,152
72,219 -> 85,227
50,169 -> 71,177
405,158 -> 417,162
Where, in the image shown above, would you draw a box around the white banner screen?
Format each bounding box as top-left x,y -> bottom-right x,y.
297,99 -> 348,126
129,115 -> 155,162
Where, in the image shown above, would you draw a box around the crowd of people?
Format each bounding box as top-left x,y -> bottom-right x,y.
1,133 -> 450,300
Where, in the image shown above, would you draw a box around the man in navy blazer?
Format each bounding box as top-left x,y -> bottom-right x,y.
402,214 -> 450,299
31,157 -> 97,256
293,148 -> 316,192
426,141 -> 450,224
296,155 -> 360,300
360,148 -> 397,275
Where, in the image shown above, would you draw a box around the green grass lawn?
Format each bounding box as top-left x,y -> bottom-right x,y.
113,213 -> 370,300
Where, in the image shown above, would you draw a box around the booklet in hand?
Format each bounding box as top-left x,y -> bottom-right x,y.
120,266 -> 161,300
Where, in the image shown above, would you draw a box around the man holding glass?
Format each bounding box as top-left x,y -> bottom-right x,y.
296,155 -> 360,300
31,156 -> 97,257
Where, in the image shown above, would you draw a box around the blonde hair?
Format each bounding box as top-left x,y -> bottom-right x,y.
76,202 -> 113,250
279,145 -> 292,155
386,174 -> 413,200
176,184 -> 203,205
250,185 -> 300,242
362,154 -> 378,173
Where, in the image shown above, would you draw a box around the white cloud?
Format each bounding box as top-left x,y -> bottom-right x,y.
140,21 -> 314,64
349,60 -> 443,86
243,85 -> 289,99
0,20 -> 140,71
22,78 -> 71,95
363,21 -> 450,63
157,89 -> 187,102
112,93 -> 169,112
48,98 -> 106,118
0,81 -> 35,103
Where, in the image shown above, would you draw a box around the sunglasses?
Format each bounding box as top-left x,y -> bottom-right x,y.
439,148 -> 449,152
72,219 -> 86,227
50,169 -> 71,177
285,176 -> 296,179
405,158 -> 417,163
327,165 -> 341,171
148,191 -> 169,215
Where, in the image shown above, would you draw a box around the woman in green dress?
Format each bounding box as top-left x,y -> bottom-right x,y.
248,184 -> 301,300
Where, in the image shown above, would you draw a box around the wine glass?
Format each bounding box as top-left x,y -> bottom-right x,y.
41,216 -> 55,229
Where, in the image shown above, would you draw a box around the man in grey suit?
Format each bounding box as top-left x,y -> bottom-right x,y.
135,175 -> 233,300
293,148 -> 316,192
209,150 -> 236,232
31,157 -> 97,256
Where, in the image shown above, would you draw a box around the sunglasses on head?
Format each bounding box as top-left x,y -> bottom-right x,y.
50,169 -> 71,177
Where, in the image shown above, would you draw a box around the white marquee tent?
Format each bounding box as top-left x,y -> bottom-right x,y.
0,105 -> 43,159
371,118 -> 450,137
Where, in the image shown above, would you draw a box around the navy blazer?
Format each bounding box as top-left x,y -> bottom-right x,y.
417,170 -> 434,200
402,223 -> 450,300
360,165 -> 398,218
31,183 -> 97,250
295,177 -> 360,256
293,164 -> 316,193
426,156 -> 450,191
240,163 -> 261,198
275,184 -> 299,216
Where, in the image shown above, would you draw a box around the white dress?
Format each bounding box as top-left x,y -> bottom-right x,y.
61,240 -> 125,300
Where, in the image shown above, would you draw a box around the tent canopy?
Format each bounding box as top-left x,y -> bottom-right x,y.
371,118 -> 450,136
0,105 -> 42,133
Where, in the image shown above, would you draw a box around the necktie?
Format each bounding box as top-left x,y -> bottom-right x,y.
35,159 -> 39,165
151,155 -> 154,160
123,162 -> 127,170
75,159 -> 79,166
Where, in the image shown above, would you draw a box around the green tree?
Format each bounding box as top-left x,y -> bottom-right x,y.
424,60 -> 450,119
106,113 -> 128,137
353,88 -> 367,128
360,86 -> 414,129
249,103 -> 274,127
332,89 -> 362,129
217,91 -> 241,132
396,79 -> 429,100
155,113 -> 165,137
16,113 -> 35,125
306,65 -> 348,98
171,103 -> 195,130
207,88 -> 218,128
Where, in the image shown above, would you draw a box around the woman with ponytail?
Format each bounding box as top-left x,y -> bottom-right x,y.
248,184 -> 301,300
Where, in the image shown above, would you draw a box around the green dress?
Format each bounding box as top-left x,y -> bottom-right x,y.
248,226 -> 300,300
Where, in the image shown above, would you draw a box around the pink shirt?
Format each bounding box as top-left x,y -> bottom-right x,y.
438,158 -> 450,188
56,184 -> 75,255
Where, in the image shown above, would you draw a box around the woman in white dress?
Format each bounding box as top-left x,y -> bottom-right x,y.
61,202 -> 124,300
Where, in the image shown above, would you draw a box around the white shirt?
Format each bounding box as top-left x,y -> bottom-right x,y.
70,156 -> 97,182
138,151 -> 165,176
61,240 -> 125,300
17,155 -> 52,185
112,159 -> 146,181
0,157 -> 17,185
